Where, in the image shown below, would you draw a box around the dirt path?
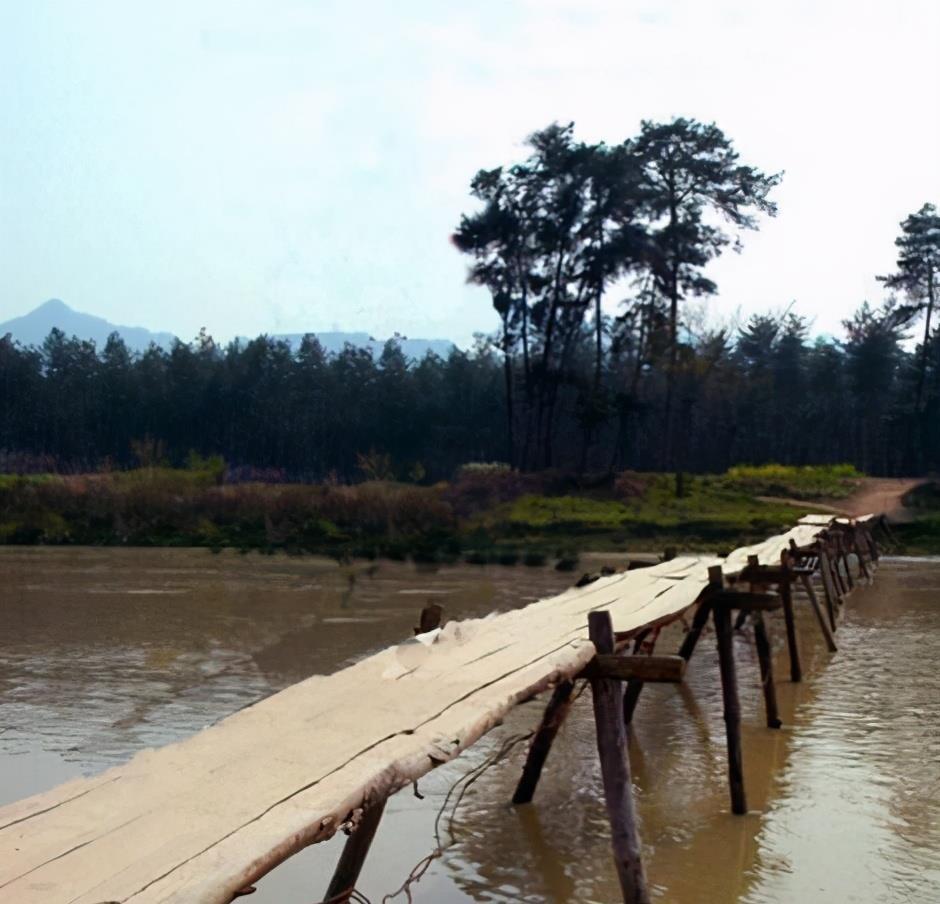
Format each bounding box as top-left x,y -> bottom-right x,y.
760,478 -> 926,523
838,477 -> 925,522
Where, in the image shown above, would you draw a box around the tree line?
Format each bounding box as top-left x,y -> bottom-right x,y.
0,298 -> 937,481
0,119 -> 937,483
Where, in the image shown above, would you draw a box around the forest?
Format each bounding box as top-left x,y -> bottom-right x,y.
0,300 -> 937,482
0,119 -> 938,485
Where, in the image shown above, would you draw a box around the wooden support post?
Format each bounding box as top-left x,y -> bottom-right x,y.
678,598 -> 712,662
622,679 -> 643,727
512,680 -> 576,805
830,541 -> 849,597
877,515 -> 896,547
853,530 -> 871,581
752,611 -> 782,729
588,611 -> 650,904
839,536 -> 854,590
710,568 -> 748,815
779,554 -> 802,683
323,797 -> 387,904
799,574 -> 838,652
621,633 -> 659,727
734,556 -> 759,630
836,546 -> 850,595
817,546 -> 840,631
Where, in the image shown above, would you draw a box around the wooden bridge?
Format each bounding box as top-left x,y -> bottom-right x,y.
0,514 -> 883,904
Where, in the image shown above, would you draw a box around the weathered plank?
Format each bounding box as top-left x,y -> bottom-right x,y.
723,524 -> 827,577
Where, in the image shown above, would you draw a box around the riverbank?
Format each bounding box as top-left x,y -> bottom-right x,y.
1,464 -> 935,559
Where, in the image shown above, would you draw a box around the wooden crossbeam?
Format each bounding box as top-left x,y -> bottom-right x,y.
711,590 -> 782,611
581,654 -> 686,683
736,564 -> 792,584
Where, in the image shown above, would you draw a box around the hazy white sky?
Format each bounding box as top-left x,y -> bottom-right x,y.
2,0 -> 939,345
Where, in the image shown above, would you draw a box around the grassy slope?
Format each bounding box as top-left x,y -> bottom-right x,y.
469,469 -> 848,554
0,463 -> 875,560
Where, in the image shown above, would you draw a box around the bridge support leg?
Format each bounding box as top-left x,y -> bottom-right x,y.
622,630 -> 659,728
323,797 -> 387,904
830,544 -> 848,597
817,548 -> 840,631
589,611 -> 650,904
840,542 -> 855,591
678,599 -> 713,662
877,515 -> 895,549
512,679 -> 576,805
752,612 -> 782,729
799,574 -> 838,652
713,600 -> 748,815
853,531 -> 871,582
778,560 -> 802,682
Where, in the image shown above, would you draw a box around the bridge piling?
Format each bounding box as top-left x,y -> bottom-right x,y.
710,567 -> 749,815
512,679 -> 577,805
778,554 -> 803,682
588,610 -> 650,904
323,797 -> 388,904
752,610 -> 782,729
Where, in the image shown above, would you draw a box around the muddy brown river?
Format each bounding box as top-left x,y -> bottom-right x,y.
1,548 -> 938,903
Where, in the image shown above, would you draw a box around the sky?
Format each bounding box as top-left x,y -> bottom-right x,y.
2,0 -> 939,347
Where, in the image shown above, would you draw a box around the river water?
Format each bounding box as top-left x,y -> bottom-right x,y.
1,548 -> 938,903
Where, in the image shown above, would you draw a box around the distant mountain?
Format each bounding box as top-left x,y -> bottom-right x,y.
1,300 -> 456,360
0,299 -> 177,352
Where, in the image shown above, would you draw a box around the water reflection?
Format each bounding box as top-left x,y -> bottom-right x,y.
1,550 -> 938,903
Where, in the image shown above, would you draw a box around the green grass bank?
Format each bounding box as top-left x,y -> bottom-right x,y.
0,462 -> 902,562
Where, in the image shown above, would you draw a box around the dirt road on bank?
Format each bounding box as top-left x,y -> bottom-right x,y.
760,477 -> 927,523
838,477 -> 925,522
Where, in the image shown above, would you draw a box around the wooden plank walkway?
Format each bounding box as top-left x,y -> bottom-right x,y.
0,555 -> 719,904
722,523 -> 826,574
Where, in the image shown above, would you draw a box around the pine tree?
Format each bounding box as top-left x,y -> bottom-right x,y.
879,203 -> 940,411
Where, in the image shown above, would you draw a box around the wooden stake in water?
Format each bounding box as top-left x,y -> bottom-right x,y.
589,610 -> 650,904
512,679 -> 576,805
710,566 -> 748,815
323,797 -> 387,904
779,553 -> 802,682
752,611 -> 782,729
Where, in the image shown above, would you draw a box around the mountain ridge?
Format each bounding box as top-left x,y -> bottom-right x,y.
0,300 -> 455,359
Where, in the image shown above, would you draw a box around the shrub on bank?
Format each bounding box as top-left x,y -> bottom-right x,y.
722,463 -> 862,500
0,463 -> 877,557
0,471 -> 456,552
